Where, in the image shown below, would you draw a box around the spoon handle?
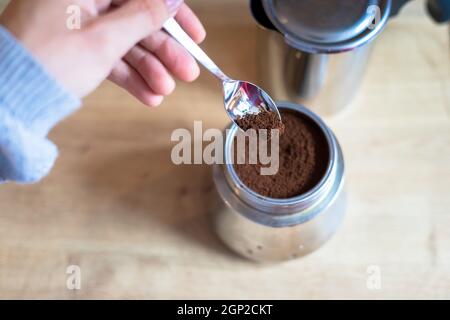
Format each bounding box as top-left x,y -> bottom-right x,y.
163,18 -> 229,82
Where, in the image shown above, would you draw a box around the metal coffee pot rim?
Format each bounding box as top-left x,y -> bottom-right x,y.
216,102 -> 345,227
260,0 -> 392,53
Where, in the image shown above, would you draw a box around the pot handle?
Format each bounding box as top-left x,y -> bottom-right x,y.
391,0 -> 450,23
249,0 -> 277,31
427,0 -> 450,23
390,0 -> 412,18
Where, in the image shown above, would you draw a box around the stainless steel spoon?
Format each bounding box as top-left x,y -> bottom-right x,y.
163,18 -> 281,129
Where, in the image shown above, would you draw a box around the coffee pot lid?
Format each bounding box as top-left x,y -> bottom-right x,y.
262,0 -> 392,53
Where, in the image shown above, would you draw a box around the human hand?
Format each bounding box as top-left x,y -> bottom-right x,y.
0,0 -> 205,107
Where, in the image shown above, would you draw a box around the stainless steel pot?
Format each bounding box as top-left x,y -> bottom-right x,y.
251,0 -> 406,117
212,102 -> 346,262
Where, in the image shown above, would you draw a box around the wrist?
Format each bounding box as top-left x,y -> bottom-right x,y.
0,26 -> 81,137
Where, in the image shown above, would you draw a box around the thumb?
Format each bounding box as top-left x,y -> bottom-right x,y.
91,0 -> 183,59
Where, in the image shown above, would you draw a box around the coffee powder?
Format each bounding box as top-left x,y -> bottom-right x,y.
235,110 -> 285,135
233,109 -> 329,199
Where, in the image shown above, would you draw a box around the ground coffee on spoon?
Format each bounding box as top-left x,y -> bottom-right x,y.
235,110 -> 285,136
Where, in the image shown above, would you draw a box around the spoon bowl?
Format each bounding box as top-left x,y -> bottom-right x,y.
163,18 -> 282,130
223,80 -> 281,122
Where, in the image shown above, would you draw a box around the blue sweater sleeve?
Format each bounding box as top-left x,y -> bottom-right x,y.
0,26 -> 81,183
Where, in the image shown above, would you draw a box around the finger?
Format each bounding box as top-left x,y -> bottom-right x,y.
88,0 -> 183,63
95,0 -> 113,12
111,0 -> 129,5
108,60 -> 164,107
140,31 -> 200,82
175,3 -> 206,44
124,45 -> 175,96
108,0 -> 205,43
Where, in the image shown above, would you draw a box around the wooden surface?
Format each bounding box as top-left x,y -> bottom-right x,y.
0,0 -> 449,299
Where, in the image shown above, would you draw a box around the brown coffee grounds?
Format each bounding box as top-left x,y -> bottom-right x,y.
235,110 -> 285,136
233,109 -> 329,199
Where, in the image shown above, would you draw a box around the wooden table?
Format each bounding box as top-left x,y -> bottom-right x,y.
0,0 -> 449,299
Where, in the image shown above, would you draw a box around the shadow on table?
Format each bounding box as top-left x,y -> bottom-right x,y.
81,144 -> 243,262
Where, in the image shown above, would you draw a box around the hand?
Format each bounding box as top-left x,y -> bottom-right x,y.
0,0 -> 206,107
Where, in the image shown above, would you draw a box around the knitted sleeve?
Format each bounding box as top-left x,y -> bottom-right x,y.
0,26 -> 81,183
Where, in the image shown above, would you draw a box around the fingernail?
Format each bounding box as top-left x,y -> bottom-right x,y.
165,0 -> 183,14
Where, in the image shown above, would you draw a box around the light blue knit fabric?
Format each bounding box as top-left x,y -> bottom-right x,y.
0,26 -> 81,183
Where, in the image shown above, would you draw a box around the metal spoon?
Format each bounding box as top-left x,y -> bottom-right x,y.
163,18 -> 281,129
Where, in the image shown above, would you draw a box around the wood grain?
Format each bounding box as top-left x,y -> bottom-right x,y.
0,0 -> 449,299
